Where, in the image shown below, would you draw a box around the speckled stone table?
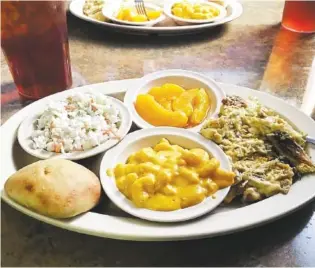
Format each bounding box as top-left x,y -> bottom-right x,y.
1,1 -> 315,266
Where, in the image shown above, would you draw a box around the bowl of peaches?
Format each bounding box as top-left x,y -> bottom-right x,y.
102,2 -> 165,26
124,69 -> 225,132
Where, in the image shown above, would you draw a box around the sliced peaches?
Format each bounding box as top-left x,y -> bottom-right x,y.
158,98 -> 172,110
189,88 -> 210,126
135,94 -> 188,127
172,88 -> 199,117
148,83 -> 185,102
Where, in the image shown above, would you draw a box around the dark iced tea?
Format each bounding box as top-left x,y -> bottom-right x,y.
282,1 -> 315,33
1,1 -> 72,99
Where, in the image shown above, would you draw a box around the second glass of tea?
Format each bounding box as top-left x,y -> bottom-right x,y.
1,1 -> 72,99
282,0 -> 315,33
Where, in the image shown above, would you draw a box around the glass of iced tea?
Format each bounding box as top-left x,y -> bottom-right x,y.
282,0 -> 315,33
1,1 -> 72,99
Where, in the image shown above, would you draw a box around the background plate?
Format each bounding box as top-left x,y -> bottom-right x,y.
69,0 -> 243,35
1,79 -> 315,241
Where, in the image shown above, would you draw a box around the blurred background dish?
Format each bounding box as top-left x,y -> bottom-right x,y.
102,2 -> 166,26
164,0 -> 227,26
83,0 -> 109,21
69,0 -> 243,35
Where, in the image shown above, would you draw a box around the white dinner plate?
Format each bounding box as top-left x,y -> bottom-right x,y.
1,78 -> 315,241
69,0 -> 243,35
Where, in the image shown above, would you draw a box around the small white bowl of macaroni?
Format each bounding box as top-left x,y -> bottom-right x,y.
164,0 -> 227,26
100,127 -> 234,222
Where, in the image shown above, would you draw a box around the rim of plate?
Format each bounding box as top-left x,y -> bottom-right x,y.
124,69 -> 226,132
1,81 -> 315,241
102,2 -> 166,27
17,91 -> 132,161
69,0 -> 243,34
99,127 -> 232,222
164,0 -> 227,25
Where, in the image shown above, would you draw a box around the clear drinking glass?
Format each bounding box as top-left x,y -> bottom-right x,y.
1,1 -> 72,99
281,0 -> 315,33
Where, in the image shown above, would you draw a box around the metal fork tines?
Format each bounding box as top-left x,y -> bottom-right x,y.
134,0 -> 149,20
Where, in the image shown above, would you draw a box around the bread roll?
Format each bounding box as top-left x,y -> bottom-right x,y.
4,159 -> 101,219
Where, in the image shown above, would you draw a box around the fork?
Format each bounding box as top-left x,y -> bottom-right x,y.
306,136 -> 315,145
134,0 -> 149,20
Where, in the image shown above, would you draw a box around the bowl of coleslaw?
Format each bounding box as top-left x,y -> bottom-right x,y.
18,91 -> 132,160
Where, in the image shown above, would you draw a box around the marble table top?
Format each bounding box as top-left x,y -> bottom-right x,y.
1,0 -> 315,266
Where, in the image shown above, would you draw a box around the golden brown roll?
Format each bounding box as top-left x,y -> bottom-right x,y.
4,159 -> 101,219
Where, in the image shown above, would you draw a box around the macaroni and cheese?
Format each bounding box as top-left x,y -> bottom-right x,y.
171,1 -> 220,20
107,139 -> 235,211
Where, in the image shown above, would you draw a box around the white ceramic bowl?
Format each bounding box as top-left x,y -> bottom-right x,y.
164,0 -> 227,26
18,92 -> 132,161
100,127 -> 232,222
124,69 -> 226,132
102,2 -> 166,27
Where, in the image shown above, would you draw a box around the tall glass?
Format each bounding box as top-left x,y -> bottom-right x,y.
281,1 -> 315,33
1,1 -> 72,99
